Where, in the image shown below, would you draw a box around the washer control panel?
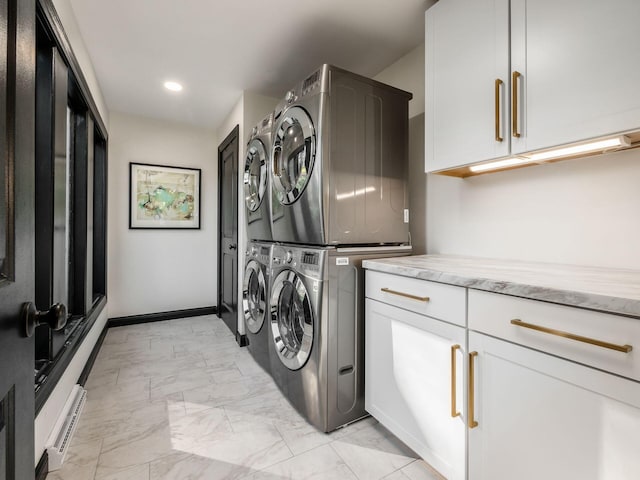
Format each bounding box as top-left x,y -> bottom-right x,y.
247,243 -> 272,264
272,245 -> 325,279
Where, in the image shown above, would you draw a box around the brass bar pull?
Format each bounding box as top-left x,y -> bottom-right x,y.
495,79 -> 504,142
468,351 -> 479,428
380,288 -> 430,303
511,71 -> 521,138
510,319 -> 633,353
451,344 -> 461,418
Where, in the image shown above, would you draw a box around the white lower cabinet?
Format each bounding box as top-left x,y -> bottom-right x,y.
365,298 -> 466,480
468,331 -> 640,480
365,269 -> 640,480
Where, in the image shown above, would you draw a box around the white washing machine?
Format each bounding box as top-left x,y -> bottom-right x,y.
268,243 -> 411,432
270,64 -> 412,246
242,240 -> 272,373
244,113 -> 273,241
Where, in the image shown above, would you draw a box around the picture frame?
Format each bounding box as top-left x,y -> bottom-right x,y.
129,162 -> 201,229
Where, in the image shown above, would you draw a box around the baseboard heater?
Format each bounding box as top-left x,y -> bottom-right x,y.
46,384 -> 87,471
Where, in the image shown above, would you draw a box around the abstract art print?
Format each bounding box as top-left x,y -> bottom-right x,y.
129,163 -> 201,229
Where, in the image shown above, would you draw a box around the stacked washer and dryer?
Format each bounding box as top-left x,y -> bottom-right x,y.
243,64 -> 412,432
243,113 -> 274,374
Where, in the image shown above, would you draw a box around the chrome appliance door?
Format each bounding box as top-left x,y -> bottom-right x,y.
270,269 -> 314,370
272,106 -> 316,205
243,138 -> 268,212
243,260 -> 267,334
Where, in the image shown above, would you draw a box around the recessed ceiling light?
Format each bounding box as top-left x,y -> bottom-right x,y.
164,81 -> 183,92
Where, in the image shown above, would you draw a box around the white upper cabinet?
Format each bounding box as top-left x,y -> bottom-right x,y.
511,0 -> 640,154
425,0 -> 510,172
426,0 -> 640,173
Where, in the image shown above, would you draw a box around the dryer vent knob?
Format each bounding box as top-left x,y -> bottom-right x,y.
285,90 -> 295,104
285,251 -> 293,264
251,126 -> 258,136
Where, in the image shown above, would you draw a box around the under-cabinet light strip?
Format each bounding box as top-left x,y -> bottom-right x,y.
469,156 -> 532,173
525,136 -> 630,162
468,135 -> 630,173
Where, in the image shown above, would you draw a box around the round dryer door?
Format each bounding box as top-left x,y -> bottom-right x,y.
243,260 -> 267,334
270,269 -> 314,370
244,138 -> 268,212
272,106 -> 316,205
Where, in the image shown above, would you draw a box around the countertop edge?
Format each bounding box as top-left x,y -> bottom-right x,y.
362,259 -> 640,319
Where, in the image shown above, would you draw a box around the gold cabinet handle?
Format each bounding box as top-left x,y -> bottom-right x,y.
380,288 -> 430,303
451,344 -> 461,418
468,351 -> 479,428
494,79 -> 504,142
510,319 -> 633,353
511,71 -> 521,138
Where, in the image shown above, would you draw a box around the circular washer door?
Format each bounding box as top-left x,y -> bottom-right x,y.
244,138 -> 268,212
271,106 -> 316,205
243,260 -> 267,334
270,269 -> 314,370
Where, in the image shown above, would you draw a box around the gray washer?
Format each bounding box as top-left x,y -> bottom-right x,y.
242,241 -> 273,374
268,243 -> 411,432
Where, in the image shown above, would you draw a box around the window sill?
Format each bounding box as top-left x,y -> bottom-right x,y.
34,295 -> 107,414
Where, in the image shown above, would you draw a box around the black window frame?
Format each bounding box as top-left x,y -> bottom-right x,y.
34,0 -> 109,413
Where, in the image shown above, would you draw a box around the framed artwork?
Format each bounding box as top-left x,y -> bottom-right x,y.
129,162 -> 201,229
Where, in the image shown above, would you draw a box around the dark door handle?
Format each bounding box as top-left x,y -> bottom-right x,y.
22,302 -> 67,338
229,244 -> 237,250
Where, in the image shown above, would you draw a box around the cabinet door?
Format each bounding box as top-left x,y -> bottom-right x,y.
511,0 -> 640,154
425,0 -> 510,172
365,299 -> 466,480
468,332 -> 640,480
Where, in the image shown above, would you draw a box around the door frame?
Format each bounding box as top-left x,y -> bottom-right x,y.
217,125 -> 245,345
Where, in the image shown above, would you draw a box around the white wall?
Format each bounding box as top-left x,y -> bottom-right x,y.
52,0 -> 109,126
375,45 -> 429,254
378,42 -> 640,270
217,95 -> 244,148
108,112 -> 218,317
427,150 -> 640,269
374,44 -> 425,119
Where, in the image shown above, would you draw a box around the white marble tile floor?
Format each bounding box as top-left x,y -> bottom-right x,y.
48,316 -> 444,480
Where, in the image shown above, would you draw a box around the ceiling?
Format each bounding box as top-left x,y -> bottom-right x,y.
68,0 -> 433,130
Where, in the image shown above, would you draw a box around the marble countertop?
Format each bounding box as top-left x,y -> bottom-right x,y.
362,255 -> 640,318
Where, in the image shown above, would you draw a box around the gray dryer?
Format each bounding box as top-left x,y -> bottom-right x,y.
270,65 -> 412,246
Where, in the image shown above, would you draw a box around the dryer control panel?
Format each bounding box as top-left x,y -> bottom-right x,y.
302,70 -> 320,97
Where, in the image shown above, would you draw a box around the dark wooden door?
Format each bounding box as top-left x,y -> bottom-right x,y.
217,126 -> 239,339
0,0 -> 37,478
